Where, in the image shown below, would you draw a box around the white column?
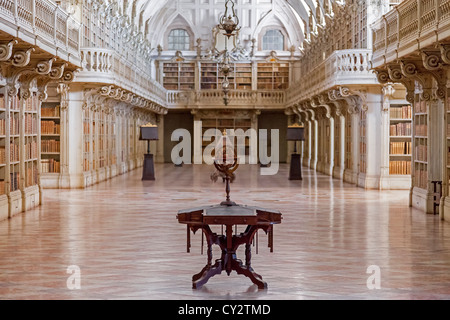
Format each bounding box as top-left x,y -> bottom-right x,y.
61,85 -> 84,188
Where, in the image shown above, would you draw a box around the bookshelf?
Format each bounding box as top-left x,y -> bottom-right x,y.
257,62 -> 289,90
0,90 -> 7,211
334,114 -> 341,171
83,107 -> 91,172
200,62 -> 253,90
7,95 -> 21,194
41,102 -> 61,175
389,103 -> 412,175
201,62 -> 218,90
345,113 -> 352,171
234,63 -> 252,90
163,62 -> 195,90
359,109 -> 367,174
413,96 -> 428,190
23,92 -> 39,193
446,96 -> 450,197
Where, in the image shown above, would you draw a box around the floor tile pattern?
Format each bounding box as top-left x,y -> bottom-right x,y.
1,164 -> 450,300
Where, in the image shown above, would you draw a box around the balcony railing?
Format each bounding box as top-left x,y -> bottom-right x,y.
167,89 -> 286,108
372,0 -> 450,69
0,0 -> 81,65
287,49 -> 376,104
78,48 -> 167,108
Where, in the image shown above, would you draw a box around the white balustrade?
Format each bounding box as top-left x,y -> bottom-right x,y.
0,0 -> 80,59
79,48 -> 166,106
166,89 -> 286,108
287,49 -> 375,104
372,0 -> 450,69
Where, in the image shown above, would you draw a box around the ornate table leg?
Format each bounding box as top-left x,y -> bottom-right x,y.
191,226 -> 223,289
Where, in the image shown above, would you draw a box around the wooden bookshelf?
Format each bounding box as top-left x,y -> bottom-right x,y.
234,63 -> 252,90
0,91 -> 6,198
257,62 -> 289,90
41,102 -> 61,174
201,62 -> 218,90
163,62 -> 195,90
334,114 -> 341,169
359,109 -> 367,174
389,103 -> 412,175
345,113 -> 352,171
200,62 -> 252,90
83,108 -> 91,172
413,96 -> 428,190
446,96 -> 450,197
24,92 -> 39,189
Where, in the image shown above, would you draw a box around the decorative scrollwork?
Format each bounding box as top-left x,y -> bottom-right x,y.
375,70 -> 390,84
63,70 -> 75,82
12,48 -> 35,67
36,58 -> 55,74
0,40 -> 17,61
399,61 -> 418,78
422,52 -> 442,70
49,64 -> 66,79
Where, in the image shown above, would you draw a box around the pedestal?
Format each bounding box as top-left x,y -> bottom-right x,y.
142,153 -> 155,180
289,153 -> 302,180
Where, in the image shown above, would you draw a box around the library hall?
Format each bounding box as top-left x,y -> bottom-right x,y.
1,0 -> 450,302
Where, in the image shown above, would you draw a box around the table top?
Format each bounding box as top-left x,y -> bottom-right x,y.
177,203 -> 282,226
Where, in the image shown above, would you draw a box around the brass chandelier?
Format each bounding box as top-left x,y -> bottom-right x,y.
218,0 -> 241,106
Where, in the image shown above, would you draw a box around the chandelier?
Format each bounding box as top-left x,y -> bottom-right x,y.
218,0 -> 240,106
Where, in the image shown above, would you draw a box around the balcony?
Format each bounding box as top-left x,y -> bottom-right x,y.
287,49 -> 377,105
372,0 -> 450,69
166,89 -> 286,109
76,48 -> 167,111
0,0 -> 81,66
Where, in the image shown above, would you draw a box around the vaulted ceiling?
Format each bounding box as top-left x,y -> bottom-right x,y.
112,0 -> 339,47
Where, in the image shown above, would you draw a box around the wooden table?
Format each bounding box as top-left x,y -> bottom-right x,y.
177,204 -> 282,289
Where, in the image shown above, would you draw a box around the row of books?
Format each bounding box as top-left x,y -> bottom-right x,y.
389,161 -> 412,175
10,172 -> 19,191
390,105 -> 412,119
0,117 -> 39,136
0,180 -> 4,195
41,140 -> 60,153
25,141 -> 38,160
41,106 -> 60,118
390,141 -> 412,155
9,117 -> 20,136
415,124 -> 427,136
414,169 -> 428,189
390,123 -> 412,136
41,159 -> 60,173
25,114 -> 38,135
25,167 -> 38,187
41,121 -> 60,135
24,96 -> 38,111
415,100 -> 427,113
415,145 -> 428,162
10,143 -> 19,162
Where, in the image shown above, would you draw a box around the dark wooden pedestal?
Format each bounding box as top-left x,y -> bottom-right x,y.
142,153 -> 155,180
289,153 -> 302,180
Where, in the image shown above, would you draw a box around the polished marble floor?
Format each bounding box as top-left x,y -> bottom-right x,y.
1,163 -> 450,300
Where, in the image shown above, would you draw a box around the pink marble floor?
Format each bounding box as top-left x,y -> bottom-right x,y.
1,163 -> 450,300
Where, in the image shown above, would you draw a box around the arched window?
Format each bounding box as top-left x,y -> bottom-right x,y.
262,29 -> 284,51
168,29 -> 190,50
